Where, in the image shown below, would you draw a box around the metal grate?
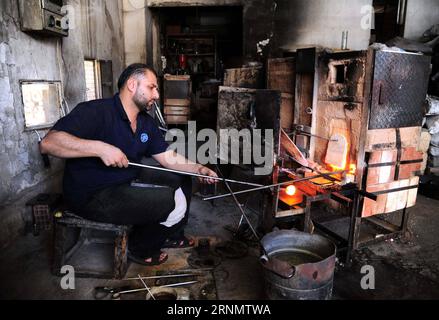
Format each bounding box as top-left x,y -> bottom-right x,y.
25,194 -> 62,235
369,50 -> 431,129
33,205 -> 53,231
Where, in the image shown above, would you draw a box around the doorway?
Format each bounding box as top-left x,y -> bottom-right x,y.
371,0 -> 406,43
149,6 -> 244,129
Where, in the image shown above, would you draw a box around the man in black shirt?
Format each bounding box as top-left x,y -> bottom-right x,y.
40,64 -> 217,265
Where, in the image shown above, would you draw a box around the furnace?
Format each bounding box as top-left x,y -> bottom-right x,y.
266,47 -> 432,260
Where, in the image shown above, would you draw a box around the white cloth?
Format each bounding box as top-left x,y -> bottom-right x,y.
160,187 -> 187,228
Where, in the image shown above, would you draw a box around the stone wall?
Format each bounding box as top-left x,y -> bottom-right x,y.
0,0 -> 125,248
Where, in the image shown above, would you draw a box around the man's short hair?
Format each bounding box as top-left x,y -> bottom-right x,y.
117,63 -> 157,91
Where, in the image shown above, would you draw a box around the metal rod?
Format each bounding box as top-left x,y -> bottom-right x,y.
116,280 -> 199,296
153,101 -> 167,129
288,131 -> 337,142
161,280 -> 198,288
128,162 -> 263,187
138,274 -> 155,300
124,274 -> 197,281
215,165 -> 261,245
203,170 -> 347,201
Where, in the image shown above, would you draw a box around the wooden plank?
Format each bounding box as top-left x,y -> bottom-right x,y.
366,147 -> 424,185
275,207 -> 305,218
365,127 -> 422,151
418,129 -> 431,153
407,176 -> 419,207
164,98 -> 190,106
165,115 -> 189,124
294,73 -> 314,127
267,57 -> 295,94
164,74 -> 190,81
223,67 -> 263,89
280,93 -> 294,130
362,177 -> 419,217
164,106 -> 190,115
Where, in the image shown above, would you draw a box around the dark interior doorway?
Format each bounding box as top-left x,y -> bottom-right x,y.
152,6 -> 244,129
371,0 -> 406,43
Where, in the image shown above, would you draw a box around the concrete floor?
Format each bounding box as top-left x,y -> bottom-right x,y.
1,192 -> 439,300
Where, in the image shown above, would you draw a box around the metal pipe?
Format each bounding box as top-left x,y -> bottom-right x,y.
215,165 -> 261,243
153,101 -> 167,130
128,162 -> 263,187
202,170 -> 346,201
290,131 -> 338,142
138,274 -> 155,300
124,274 -> 197,281
115,280 -> 199,297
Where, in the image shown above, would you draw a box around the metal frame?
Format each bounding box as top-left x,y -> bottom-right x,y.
301,185 -> 414,264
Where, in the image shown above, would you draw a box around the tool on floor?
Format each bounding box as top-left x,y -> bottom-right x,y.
202,170 -> 347,201
128,162 -> 263,187
215,164 -> 296,279
93,280 -> 199,300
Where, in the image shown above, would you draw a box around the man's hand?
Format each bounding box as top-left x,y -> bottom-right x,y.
98,142 -> 129,168
197,165 -> 218,184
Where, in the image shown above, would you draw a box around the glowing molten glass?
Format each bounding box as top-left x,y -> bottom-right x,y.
349,163 -> 356,174
285,185 -> 297,196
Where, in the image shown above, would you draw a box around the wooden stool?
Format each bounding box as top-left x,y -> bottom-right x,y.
52,211 -> 130,279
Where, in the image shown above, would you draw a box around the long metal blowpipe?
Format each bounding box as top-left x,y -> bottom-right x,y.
203,170 -> 347,201
128,162 -> 263,187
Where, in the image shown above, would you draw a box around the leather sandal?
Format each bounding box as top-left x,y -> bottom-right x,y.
162,236 -> 195,249
127,250 -> 168,266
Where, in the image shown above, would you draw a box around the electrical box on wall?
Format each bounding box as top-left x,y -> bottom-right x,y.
18,0 -> 68,37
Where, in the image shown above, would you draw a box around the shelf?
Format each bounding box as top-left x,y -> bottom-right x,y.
165,33 -> 217,78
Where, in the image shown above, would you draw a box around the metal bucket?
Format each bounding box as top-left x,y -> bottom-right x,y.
260,230 -> 336,300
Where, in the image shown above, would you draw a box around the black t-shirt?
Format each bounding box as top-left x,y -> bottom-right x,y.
52,94 -> 169,208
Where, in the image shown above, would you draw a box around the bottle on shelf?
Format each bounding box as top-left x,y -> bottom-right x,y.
177,54 -> 188,75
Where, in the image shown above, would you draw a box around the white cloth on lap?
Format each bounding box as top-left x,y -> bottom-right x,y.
160,187 -> 187,227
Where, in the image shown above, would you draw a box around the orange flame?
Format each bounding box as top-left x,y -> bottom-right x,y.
349,163 -> 356,175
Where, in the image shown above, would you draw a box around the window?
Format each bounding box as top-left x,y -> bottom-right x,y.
329,63 -> 347,84
21,81 -> 63,130
84,59 -> 102,101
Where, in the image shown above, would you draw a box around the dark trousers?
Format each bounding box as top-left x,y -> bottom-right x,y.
78,171 -> 192,258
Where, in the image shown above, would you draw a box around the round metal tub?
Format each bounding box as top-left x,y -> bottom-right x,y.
260,230 -> 336,300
